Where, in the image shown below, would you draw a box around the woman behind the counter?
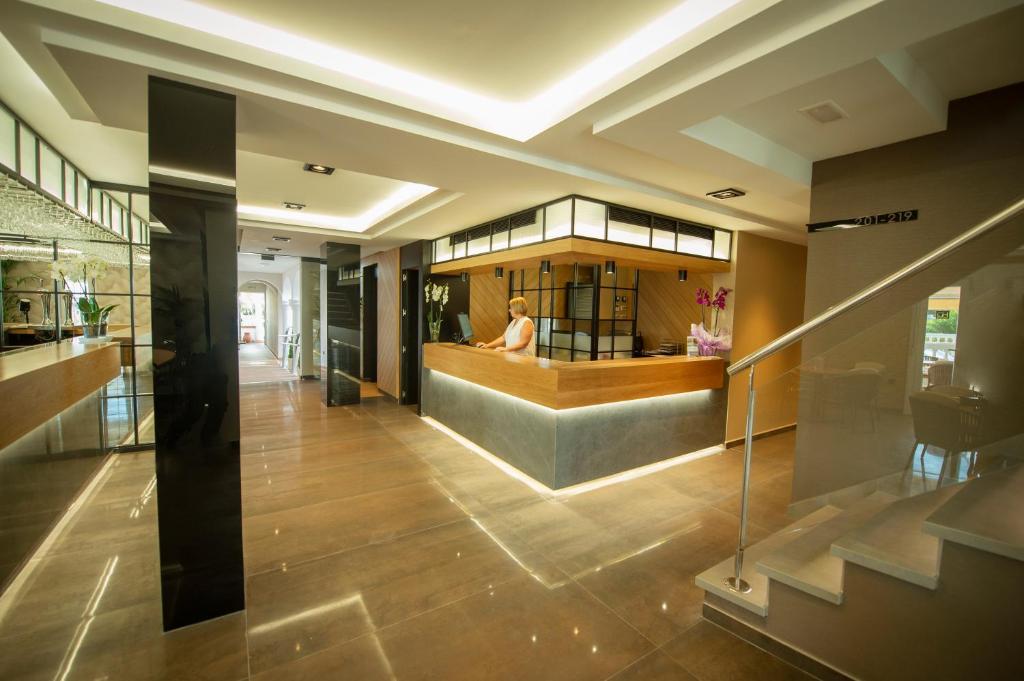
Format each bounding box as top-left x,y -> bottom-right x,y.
476,297 -> 536,357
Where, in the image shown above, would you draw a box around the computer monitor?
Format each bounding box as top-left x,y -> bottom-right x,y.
457,312 -> 474,341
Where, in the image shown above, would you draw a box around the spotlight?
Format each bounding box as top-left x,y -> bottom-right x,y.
460,272 -> 468,283
678,269 -> 688,282
495,267 -> 504,279
303,163 -> 335,175
541,260 -> 551,274
605,260 -> 616,275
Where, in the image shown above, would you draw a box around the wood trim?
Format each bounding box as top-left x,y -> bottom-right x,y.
0,340 -> 120,450
423,343 -> 723,409
430,238 -> 730,275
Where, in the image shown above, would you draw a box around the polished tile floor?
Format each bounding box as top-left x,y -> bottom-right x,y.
0,379 -> 818,680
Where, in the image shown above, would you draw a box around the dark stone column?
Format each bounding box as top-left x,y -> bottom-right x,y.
148,77 -> 243,631
321,242 -> 361,406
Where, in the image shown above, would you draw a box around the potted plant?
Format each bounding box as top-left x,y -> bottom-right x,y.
74,260 -> 117,341
424,280 -> 449,343
691,286 -> 733,356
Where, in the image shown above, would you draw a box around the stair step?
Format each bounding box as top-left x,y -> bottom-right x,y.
923,464 -> 1024,562
695,505 -> 841,617
831,483 -> 966,589
756,491 -> 899,604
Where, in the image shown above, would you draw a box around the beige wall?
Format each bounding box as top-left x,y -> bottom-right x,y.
361,248 -> 401,399
725,232 -> 807,443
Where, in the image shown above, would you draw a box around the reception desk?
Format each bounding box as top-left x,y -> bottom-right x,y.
422,344 -> 727,489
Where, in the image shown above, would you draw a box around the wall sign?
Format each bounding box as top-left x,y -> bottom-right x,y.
807,209 -> 918,233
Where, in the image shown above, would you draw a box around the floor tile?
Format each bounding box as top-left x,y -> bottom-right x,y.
607,650 -> 699,681
662,620 -> 814,681
245,518 -> 558,674
243,480 -> 467,575
253,575 -> 653,681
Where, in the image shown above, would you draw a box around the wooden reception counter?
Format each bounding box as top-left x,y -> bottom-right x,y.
421,343 -> 728,489
423,343 -> 723,409
0,338 -> 120,450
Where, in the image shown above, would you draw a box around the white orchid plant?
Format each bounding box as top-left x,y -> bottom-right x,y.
50,256 -> 117,329
424,280 -> 449,342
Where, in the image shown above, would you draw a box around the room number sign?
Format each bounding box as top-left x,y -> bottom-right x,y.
807,209 -> 918,233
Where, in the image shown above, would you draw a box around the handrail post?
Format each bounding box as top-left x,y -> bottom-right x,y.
726,364 -> 756,594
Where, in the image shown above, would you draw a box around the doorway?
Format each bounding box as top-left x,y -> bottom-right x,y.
919,286 -> 960,390
362,264 -> 378,382
400,268 -> 420,405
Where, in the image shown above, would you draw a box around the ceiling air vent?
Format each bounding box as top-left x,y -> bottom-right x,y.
678,222 -> 714,240
509,211 -> 536,228
706,188 -> 745,200
652,216 -> 676,233
799,100 -> 848,124
260,254 -> 275,261
468,225 -> 491,240
608,206 -> 650,227
491,217 -> 511,234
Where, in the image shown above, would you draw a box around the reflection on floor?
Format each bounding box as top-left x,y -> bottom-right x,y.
1,380 -> 826,680
240,342 -> 297,385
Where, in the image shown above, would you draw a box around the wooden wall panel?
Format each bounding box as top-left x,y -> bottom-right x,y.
469,273 -> 508,344
635,270 -> 713,351
725,233 -> 807,442
361,248 -> 400,399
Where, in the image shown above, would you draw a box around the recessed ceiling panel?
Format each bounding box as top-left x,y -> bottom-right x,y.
198,0 -> 682,100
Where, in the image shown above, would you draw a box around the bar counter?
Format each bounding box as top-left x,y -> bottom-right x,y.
0,338 -> 120,589
422,344 -> 728,489
0,338 -> 120,449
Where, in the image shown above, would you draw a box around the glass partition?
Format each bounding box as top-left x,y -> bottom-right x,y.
508,260 -> 638,362
432,195 -> 732,266
0,100 -> 153,449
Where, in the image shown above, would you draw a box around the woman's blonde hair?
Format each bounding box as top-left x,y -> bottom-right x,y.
508,297 -> 528,315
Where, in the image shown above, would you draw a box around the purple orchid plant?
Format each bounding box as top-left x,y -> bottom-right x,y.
692,286 -> 733,356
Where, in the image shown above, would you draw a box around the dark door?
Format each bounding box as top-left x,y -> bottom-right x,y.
400,268 -> 420,405
362,264 -> 377,381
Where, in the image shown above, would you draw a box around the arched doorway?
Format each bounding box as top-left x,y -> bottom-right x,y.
239,279 -> 281,355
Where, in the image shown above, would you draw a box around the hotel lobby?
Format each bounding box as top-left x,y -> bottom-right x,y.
1,1 -> 1023,680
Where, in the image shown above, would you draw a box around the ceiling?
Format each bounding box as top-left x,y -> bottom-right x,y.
1,0 -> 1022,260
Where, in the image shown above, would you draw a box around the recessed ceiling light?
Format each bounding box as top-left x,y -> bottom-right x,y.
272,236 -> 292,242
283,202 -> 305,210
706,188 -> 745,200
799,100 -> 848,124
303,163 -> 335,175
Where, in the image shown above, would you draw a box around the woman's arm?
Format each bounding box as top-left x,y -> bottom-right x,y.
497,319 -> 534,352
476,334 -> 505,349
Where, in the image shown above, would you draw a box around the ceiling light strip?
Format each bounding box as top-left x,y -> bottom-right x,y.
96,0 -> 741,140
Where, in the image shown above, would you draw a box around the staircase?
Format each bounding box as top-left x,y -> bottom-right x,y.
696,464 -> 1024,680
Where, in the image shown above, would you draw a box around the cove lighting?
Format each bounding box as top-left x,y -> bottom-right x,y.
149,164 -> 236,187
238,182 -> 435,232
422,416 -> 723,498
96,0 -> 742,141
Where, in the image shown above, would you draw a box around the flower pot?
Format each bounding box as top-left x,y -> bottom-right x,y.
82,323 -> 104,342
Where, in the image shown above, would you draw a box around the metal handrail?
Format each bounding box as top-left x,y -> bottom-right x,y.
727,196 -> 1024,377
723,195 -> 1024,595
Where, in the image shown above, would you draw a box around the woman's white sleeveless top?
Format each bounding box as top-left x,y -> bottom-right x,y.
504,316 -> 536,357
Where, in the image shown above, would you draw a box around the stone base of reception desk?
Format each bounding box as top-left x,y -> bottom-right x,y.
421,345 -> 727,489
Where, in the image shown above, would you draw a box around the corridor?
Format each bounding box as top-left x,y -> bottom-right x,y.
0,380 -> 811,680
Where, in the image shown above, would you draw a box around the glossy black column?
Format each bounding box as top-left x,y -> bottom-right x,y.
322,242 -> 361,406
148,77 -> 243,631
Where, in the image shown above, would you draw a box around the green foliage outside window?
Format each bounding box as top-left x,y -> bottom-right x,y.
926,309 -> 958,334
